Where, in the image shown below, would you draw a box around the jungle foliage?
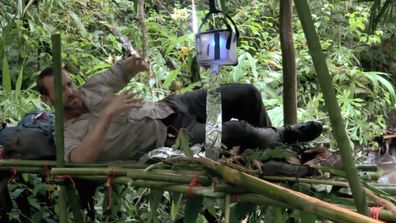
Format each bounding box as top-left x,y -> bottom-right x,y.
1,0 -> 396,222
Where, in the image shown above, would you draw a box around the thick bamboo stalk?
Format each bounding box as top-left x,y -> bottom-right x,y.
293,0 -> 368,215
74,176 -> 224,197
51,167 -> 211,185
57,185 -> 68,223
280,0 -> 297,124
357,164 -> 378,172
238,194 -> 396,222
0,159 -> 148,168
0,167 -> 46,174
197,157 -> 380,223
51,34 -> 64,168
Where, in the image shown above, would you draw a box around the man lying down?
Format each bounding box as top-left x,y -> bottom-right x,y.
35,56 -> 323,164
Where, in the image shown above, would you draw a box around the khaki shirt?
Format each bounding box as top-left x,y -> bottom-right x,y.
64,61 -> 174,161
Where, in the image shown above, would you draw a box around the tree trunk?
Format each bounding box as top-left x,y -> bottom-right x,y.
280,0 -> 297,125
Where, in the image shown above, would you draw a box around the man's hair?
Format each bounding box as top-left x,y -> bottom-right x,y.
36,67 -> 54,96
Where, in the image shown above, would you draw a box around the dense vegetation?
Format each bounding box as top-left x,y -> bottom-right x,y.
1,0 -> 396,222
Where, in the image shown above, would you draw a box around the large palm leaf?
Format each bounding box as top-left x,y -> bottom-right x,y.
360,0 -> 396,32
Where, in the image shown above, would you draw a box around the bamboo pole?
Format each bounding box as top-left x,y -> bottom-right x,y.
73,176 -> 224,197
51,167 -> 211,185
293,0 -> 368,215
51,33 -> 68,223
196,157 -> 380,223
280,0 -> 297,124
51,34 -> 64,168
0,159 -> 149,168
238,194 -> 396,222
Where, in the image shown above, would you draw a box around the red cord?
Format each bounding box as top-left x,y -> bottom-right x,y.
56,175 -> 76,188
44,161 -> 52,200
8,167 -> 17,183
106,176 -> 113,210
370,206 -> 384,220
187,176 -> 200,196
106,167 -> 116,210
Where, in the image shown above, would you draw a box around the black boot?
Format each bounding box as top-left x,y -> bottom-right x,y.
281,121 -> 323,144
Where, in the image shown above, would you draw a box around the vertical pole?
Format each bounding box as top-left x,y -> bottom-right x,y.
224,194 -> 230,223
51,34 -> 65,168
51,34 -> 68,222
280,0 -> 297,125
293,0 -> 368,215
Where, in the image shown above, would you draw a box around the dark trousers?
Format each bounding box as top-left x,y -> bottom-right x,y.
162,83 -> 281,150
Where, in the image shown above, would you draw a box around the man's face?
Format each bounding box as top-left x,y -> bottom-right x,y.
41,71 -> 82,111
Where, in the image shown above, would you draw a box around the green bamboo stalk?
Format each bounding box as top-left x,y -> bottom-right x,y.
293,0 -> 368,215
265,176 -> 392,193
224,194 -> 231,223
74,176 -> 224,197
238,194 -> 396,222
357,164 -> 378,172
51,34 -> 64,168
0,166 -> 46,174
0,159 -> 149,169
57,185 -> 68,223
263,176 -> 348,187
198,158 -> 379,223
280,0 -> 297,125
51,33 -> 68,223
51,167 -> 211,185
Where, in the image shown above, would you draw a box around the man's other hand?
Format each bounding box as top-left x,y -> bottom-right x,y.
121,57 -> 150,74
104,91 -> 143,117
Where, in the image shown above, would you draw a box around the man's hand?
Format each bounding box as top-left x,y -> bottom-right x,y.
120,57 -> 150,75
104,91 -> 143,117
70,92 -> 143,163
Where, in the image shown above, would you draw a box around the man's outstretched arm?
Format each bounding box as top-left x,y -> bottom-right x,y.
83,57 -> 150,93
69,92 -> 142,163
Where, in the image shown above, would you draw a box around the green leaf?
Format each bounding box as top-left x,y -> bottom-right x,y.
183,196 -> 203,223
264,206 -> 286,223
179,128 -> 192,158
229,202 -> 256,223
2,54 -> 11,92
300,211 -> 316,223
15,58 -> 26,93
149,189 -> 164,222
260,147 -> 291,161
171,192 -> 183,220
69,10 -> 88,37
163,70 -> 178,89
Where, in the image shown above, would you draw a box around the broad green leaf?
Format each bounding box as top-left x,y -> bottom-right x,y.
15,59 -> 26,92
171,192 -> 183,220
2,54 -> 11,92
183,196 -> 203,223
264,206 -> 286,223
300,211 -> 317,223
69,11 -> 88,37
179,128 -> 192,158
229,202 -> 256,223
149,189 -> 164,222
163,70 -> 178,89
260,147 -> 291,161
